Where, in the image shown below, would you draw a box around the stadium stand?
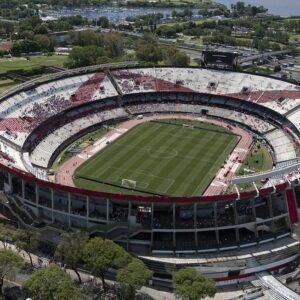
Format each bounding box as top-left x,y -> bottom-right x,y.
265,129 -> 297,162
30,108 -> 128,168
0,66 -> 300,285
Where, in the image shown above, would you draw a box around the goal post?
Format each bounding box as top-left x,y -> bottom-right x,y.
121,179 -> 137,188
182,123 -> 194,129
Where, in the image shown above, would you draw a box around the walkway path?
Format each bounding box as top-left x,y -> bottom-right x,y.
0,241 -> 257,300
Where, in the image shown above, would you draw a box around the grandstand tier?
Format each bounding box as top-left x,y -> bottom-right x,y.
0,66 -> 300,283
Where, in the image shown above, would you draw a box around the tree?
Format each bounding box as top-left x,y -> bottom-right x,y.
271,42 -> 281,51
83,237 -> 132,289
136,33 -> 163,63
34,23 -> 48,35
18,30 -> 35,40
274,65 -> 282,72
22,264 -> 87,300
11,39 -> 41,54
34,35 -> 54,52
104,33 -> 124,57
117,258 -> 152,299
13,229 -> 38,267
66,45 -> 107,68
157,25 -> 177,38
10,41 -> 22,56
98,16 -> 109,28
254,24 -> 265,39
55,231 -> 88,283
0,249 -> 24,295
0,223 -> 10,249
172,268 -> 216,300
170,51 -> 189,66
249,64 -> 258,73
164,46 -> 190,66
69,29 -> 102,47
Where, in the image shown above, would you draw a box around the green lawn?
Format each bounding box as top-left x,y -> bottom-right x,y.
290,33 -> 300,41
157,19 -> 205,28
0,79 -> 17,94
236,141 -> 273,191
52,126 -> 114,170
237,142 -> 273,176
74,120 -> 239,196
0,55 -> 67,73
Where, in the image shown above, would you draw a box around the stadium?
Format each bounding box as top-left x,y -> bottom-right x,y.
1,64 -> 300,285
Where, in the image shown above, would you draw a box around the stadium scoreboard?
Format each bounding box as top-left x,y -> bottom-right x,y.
202,50 -> 238,69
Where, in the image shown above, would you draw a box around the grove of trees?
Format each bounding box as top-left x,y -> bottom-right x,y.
0,222 -> 218,300
22,264 -> 87,300
172,268 -> 216,300
0,249 -> 24,295
54,231 -> 88,283
117,258 -> 153,299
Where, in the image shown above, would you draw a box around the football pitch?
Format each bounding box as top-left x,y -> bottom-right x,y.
74,120 -> 239,196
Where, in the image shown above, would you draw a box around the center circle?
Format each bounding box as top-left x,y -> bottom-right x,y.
147,147 -> 178,159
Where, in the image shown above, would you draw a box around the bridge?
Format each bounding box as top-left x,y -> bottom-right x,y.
239,49 -> 292,63
232,161 -> 300,185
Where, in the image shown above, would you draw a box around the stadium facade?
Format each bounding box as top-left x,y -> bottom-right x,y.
1,65 -> 300,283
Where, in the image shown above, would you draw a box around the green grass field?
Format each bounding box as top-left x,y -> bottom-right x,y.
74,120 -> 239,196
0,79 -> 17,94
0,55 -> 67,73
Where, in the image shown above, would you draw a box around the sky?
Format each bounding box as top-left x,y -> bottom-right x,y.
217,0 -> 300,16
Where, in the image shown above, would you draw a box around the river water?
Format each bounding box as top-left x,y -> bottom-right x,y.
44,0 -> 300,23
44,7 -> 200,24
217,0 -> 300,17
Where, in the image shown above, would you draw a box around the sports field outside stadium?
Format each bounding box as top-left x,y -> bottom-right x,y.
74,119 -> 239,196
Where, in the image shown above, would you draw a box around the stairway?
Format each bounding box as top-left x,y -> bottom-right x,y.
106,69 -> 123,97
0,192 -> 32,225
106,69 -> 133,117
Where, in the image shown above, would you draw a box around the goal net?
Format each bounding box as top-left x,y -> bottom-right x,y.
121,179 -> 137,188
182,123 -> 194,129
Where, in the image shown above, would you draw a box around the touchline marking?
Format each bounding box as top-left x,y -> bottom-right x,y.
191,137 -> 237,196
74,119 -> 240,196
97,166 -> 176,194
98,166 -> 174,183
146,148 -> 178,159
